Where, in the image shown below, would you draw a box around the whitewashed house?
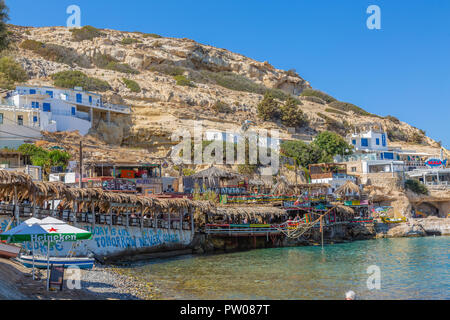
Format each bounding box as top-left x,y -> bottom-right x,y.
0,85 -> 131,149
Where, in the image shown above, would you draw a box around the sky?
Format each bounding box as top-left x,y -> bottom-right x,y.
6,0 -> 450,148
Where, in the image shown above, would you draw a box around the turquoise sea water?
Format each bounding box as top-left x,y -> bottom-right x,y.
122,236 -> 449,300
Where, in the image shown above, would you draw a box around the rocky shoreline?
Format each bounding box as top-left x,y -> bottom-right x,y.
1,217 -> 448,300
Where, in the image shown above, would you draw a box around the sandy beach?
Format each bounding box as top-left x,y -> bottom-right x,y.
0,257 -> 159,300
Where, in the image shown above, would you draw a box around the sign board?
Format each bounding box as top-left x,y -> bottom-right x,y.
49,265 -> 65,291
425,158 -> 447,168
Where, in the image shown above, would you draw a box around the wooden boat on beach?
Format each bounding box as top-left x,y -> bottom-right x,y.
17,255 -> 95,269
381,216 -> 407,224
0,242 -> 21,259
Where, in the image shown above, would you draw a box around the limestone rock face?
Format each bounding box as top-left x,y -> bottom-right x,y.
7,25 -> 446,157
386,222 -> 427,238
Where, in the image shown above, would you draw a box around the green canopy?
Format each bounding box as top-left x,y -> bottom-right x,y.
0,217 -> 92,243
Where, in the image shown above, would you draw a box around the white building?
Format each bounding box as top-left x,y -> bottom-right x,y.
0,85 -> 131,149
309,163 -> 358,193
348,129 -> 388,152
205,130 -> 281,148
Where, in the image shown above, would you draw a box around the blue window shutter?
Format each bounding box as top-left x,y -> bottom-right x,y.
376,138 -> 380,145
89,96 -> 92,104
31,102 -> 35,108
361,138 -> 369,147
382,134 -> 386,147
36,102 -> 39,109
76,94 -> 82,103
352,140 -> 356,145
33,116 -> 38,122
43,103 -> 51,112
29,89 -> 36,94
46,91 -> 53,98
71,107 -> 76,115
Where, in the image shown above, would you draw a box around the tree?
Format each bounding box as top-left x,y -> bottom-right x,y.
257,92 -> 280,121
280,140 -> 325,168
0,56 -> 28,83
312,131 -> 353,158
17,144 -> 71,176
280,97 -> 307,128
0,1 -> 9,51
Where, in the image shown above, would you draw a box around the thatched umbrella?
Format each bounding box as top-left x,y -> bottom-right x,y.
215,206 -> 285,222
271,176 -> 293,195
335,181 -> 360,197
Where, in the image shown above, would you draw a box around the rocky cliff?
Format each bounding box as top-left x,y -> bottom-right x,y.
3,25 -> 447,157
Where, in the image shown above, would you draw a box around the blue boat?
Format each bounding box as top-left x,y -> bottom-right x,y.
18,255 -> 95,269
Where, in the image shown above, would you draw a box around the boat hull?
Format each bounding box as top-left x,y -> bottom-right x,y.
18,255 -> 95,269
0,243 -> 21,259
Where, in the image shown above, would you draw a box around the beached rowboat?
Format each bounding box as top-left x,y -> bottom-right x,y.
18,255 -> 95,269
0,243 -> 21,259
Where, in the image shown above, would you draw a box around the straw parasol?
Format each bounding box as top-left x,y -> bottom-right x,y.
0,171 -> 214,215
215,206 -> 285,221
271,176 -> 293,195
335,181 -> 360,197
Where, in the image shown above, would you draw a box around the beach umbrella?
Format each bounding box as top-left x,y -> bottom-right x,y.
0,217 -> 92,290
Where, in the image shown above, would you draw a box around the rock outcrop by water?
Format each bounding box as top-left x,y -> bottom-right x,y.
376,217 -> 450,238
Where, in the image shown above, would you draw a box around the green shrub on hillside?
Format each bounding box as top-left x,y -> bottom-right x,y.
0,72 -> 12,89
20,39 -> 91,68
212,100 -> 232,113
93,53 -> 139,74
51,70 -> 111,92
122,78 -> 141,93
280,97 -> 307,127
300,88 -> 336,104
174,74 -> 195,87
146,63 -> 184,76
328,101 -> 372,116
302,95 -> 326,105
0,56 -> 27,88
385,115 -> 400,124
317,112 -> 351,135
325,108 -> 347,116
143,33 -> 162,38
121,37 -> 141,45
409,131 -> 425,144
70,26 -> 104,41
405,179 -> 428,195
257,92 -> 280,121
387,127 -> 408,142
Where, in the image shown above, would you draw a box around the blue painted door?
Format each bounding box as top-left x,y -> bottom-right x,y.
71,107 -> 76,115
89,96 -> 92,104
76,94 -> 82,103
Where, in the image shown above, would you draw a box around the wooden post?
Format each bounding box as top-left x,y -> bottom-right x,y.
180,209 -> 183,230
13,185 -> 19,223
51,195 -> 56,217
190,207 -> 194,232
72,201 -> 78,225
79,141 -> 83,189
32,191 -> 36,218
168,210 -> 171,230
91,200 -> 95,228
140,205 -> 144,230
320,216 -> 324,249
